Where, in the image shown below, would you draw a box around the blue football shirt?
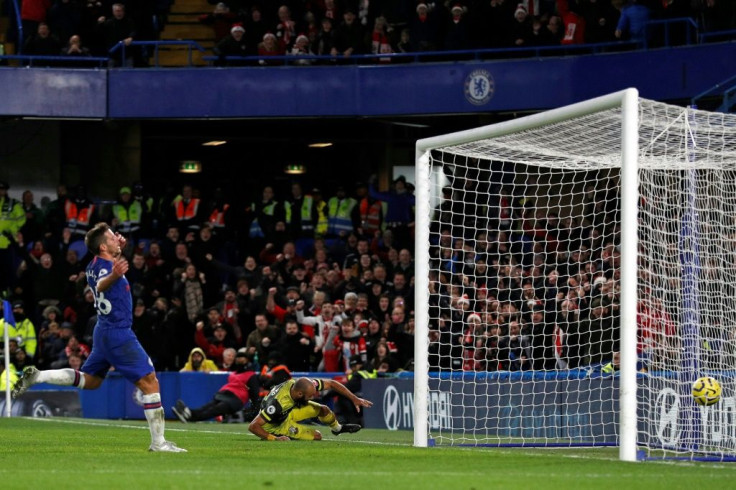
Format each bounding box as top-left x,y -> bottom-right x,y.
86,256 -> 133,329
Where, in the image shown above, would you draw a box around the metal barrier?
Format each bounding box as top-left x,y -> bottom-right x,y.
721,85 -> 736,113
642,17 -> 700,48
0,54 -> 109,68
10,0 -> 22,54
108,40 -> 207,67
0,41 -> 207,68
203,40 -> 641,66
691,73 -> 736,112
699,28 -> 736,44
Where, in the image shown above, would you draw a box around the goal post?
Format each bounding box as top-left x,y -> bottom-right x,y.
413,88 -> 736,462
414,88 -> 641,458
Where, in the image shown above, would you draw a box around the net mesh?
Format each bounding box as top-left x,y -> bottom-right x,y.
423,99 -> 736,458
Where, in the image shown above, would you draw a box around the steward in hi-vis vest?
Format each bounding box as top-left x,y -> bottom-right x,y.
170,184 -> 202,233
111,187 -> 143,239
284,182 -> 317,239
326,186 -> 357,238
313,189 -> 328,238
249,186 -> 280,239
65,185 -> 97,239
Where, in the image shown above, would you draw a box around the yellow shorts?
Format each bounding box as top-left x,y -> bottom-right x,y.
263,401 -> 323,441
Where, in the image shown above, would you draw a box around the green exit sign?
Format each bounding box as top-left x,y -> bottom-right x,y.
179,161 -> 202,173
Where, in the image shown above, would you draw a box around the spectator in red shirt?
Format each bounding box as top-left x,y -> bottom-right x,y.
213,287 -> 244,341
198,2 -> 239,43
258,32 -> 284,64
60,335 -> 90,368
275,4 -> 297,51
557,0 -> 587,45
371,15 -> 393,62
21,0 -> 52,43
333,317 -> 367,372
265,286 -> 301,327
195,319 -> 237,367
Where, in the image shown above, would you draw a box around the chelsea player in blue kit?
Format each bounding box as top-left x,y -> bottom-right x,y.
12,222 -> 186,452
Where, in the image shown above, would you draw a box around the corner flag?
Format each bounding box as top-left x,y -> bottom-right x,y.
3,299 -> 16,416
2,300 -> 15,327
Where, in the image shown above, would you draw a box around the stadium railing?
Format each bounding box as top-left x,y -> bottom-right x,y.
108,40 -> 207,67
0,54 -> 109,67
642,17 -> 700,48
202,40 -> 642,66
699,27 -> 736,44
10,0 -> 22,54
690,73 -> 736,112
0,41 -> 207,68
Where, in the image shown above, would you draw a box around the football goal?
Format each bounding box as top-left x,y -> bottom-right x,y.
413,88 -> 736,462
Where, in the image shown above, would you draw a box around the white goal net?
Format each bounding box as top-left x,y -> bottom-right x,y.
413,89 -> 736,461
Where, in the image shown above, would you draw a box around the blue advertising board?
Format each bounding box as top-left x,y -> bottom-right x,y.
362,375 -> 618,443
362,373 -> 735,449
0,42 -> 733,119
0,68 -> 107,118
108,42 -> 736,118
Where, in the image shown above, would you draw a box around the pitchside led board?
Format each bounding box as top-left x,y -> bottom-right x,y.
362,375 -> 736,449
0,390 -> 81,418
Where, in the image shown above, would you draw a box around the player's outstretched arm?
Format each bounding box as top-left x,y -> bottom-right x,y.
323,379 -> 373,412
97,258 -> 129,292
249,414 -> 290,441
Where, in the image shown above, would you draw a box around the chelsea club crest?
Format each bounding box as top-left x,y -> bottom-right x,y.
464,69 -> 494,106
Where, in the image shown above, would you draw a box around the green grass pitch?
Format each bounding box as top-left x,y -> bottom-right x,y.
1,417 -> 735,489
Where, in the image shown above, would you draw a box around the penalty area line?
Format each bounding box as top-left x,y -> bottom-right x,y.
22,417 -> 411,446
21,417 -> 406,445
22,417 -> 243,435
20,417 -> 424,449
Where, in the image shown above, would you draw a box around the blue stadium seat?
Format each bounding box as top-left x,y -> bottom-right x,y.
69,240 -> 88,260
135,238 -> 151,255
295,238 -> 315,258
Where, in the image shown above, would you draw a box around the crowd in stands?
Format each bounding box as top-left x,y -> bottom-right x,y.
2,0 -> 735,66
425,161 -> 688,374
1,157 -> 682,380
427,165 -> 627,373
0,177 -> 420,377
4,0 -> 171,65
210,0 -> 736,64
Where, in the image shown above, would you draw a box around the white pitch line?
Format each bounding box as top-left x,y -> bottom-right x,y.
24,417 -> 245,435
22,417 -> 736,469
21,417 -> 410,444
0,467 -> 513,477
0,464 -> 710,480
